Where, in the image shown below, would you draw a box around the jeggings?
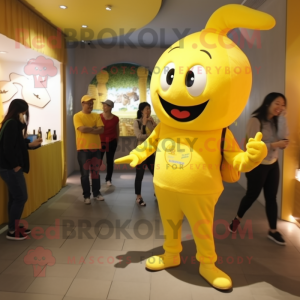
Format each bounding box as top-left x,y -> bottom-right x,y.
135,153 -> 155,195
237,161 -> 279,230
77,150 -> 102,199
0,168 -> 28,231
100,139 -> 118,182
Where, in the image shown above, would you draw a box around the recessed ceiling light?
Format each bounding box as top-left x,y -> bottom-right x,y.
106,5 -> 112,10
59,5 -> 67,9
0,51 -> 7,54
82,25 -> 88,28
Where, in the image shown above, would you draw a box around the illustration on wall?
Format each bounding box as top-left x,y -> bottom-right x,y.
0,56 -> 57,108
87,63 -> 159,136
0,73 -> 51,108
24,56 -> 58,88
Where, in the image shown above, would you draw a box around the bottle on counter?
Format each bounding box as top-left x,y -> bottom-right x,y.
47,129 -> 52,140
33,129 -> 35,135
38,127 -> 42,138
53,130 -> 57,140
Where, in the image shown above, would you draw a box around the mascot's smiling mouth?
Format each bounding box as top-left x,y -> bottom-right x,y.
159,95 -> 209,122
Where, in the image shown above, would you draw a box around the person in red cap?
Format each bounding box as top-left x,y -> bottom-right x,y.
73,95 -> 104,204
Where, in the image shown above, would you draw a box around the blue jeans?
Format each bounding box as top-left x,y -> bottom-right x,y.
0,168 -> 28,231
77,150 -> 102,199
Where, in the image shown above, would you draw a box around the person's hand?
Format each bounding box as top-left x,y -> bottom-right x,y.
147,116 -> 155,124
277,139 -> 289,149
13,166 -> 21,172
279,108 -> 287,117
31,138 -> 43,147
245,132 -> 267,165
142,114 -> 148,125
115,154 -> 139,167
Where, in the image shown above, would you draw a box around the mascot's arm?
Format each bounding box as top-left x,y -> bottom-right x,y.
114,123 -> 161,167
223,128 -> 267,172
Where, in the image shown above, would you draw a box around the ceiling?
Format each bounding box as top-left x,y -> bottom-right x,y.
21,0 -> 162,40
113,0 -> 244,46
13,0 -> 268,48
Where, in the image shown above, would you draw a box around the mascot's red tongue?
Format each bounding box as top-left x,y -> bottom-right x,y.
171,109 -> 190,119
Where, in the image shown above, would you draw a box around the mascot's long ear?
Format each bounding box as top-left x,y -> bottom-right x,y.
205,4 -> 275,35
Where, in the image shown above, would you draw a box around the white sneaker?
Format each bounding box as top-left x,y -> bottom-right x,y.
94,194 -> 104,201
84,198 -> 91,205
106,181 -> 112,186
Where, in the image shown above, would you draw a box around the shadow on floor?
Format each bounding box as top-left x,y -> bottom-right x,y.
114,240 -> 300,296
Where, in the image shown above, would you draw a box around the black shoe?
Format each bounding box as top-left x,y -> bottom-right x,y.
136,197 -> 146,206
6,231 -> 28,241
18,226 -> 31,234
268,231 -> 286,245
228,217 -> 240,233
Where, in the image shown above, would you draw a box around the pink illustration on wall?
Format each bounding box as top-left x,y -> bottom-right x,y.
24,56 -> 58,88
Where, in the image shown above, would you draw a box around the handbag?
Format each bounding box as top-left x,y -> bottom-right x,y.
220,128 -> 240,183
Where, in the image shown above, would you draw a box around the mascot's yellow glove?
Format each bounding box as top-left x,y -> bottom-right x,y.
115,154 -> 139,168
233,132 -> 267,172
246,132 -> 268,163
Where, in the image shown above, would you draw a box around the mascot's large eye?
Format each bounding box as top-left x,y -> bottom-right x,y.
185,65 -> 207,97
160,62 -> 175,91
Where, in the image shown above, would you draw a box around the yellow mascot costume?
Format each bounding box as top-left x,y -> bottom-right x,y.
115,4 -> 274,290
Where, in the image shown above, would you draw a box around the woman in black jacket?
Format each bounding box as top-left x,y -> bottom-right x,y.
0,99 -> 42,240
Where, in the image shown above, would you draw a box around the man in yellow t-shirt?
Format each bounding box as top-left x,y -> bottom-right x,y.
73,95 -> 104,204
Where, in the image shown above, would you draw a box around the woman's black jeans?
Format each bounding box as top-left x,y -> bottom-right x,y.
0,168 -> 28,232
237,161 -> 280,230
77,149 -> 102,199
100,139 -> 118,182
135,153 -> 155,195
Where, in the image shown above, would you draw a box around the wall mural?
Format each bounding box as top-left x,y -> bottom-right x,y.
0,56 -> 57,108
88,63 -> 159,136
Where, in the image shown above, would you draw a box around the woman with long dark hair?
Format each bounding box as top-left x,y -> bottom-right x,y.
228,92 -> 289,245
0,99 -> 42,240
133,102 -> 157,206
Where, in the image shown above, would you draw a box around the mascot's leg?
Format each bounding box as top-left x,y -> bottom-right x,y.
146,185 -> 183,271
182,193 -> 232,290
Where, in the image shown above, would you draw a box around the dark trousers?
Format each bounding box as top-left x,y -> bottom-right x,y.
100,139 -> 118,182
77,150 -> 101,199
0,168 -> 28,231
237,161 -> 279,230
135,153 -> 155,195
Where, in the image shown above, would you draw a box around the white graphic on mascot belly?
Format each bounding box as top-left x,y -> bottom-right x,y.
115,4 -> 273,290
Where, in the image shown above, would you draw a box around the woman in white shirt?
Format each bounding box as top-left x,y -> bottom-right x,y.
228,92 -> 289,245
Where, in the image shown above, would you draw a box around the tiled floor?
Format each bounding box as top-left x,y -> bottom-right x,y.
0,171 -> 300,300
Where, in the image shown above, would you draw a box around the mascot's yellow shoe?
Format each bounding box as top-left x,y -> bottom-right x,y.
146,254 -> 180,271
200,264 -> 232,290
